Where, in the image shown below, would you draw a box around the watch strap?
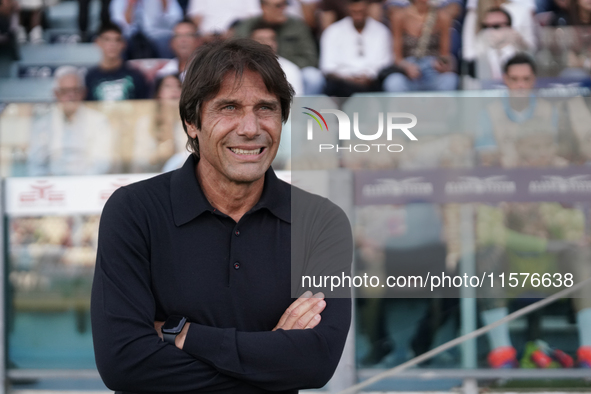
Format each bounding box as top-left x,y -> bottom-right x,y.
163,332 -> 177,345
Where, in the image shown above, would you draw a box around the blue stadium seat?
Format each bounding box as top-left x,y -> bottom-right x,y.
0,78 -> 54,102
10,44 -> 101,78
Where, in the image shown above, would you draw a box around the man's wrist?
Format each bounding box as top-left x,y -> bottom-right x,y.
175,322 -> 190,349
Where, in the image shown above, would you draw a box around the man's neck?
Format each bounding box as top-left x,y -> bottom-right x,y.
353,19 -> 366,33
196,161 -> 265,223
100,57 -> 123,71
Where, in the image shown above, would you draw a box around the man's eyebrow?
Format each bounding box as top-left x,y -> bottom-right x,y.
212,99 -> 239,107
258,100 -> 280,108
211,98 -> 280,108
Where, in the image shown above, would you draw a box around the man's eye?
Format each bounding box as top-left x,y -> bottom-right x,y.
223,105 -> 236,110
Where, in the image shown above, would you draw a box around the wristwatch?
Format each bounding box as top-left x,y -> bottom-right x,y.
162,315 -> 187,345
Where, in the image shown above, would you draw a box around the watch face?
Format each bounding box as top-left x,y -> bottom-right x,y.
162,315 -> 186,333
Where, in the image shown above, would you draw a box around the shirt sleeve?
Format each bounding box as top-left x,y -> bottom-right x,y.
181,198 -> 353,391
91,187 -> 253,393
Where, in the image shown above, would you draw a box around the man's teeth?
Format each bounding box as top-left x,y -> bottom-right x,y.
230,148 -> 262,155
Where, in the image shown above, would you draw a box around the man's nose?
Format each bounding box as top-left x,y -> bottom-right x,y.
237,110 -> 260,138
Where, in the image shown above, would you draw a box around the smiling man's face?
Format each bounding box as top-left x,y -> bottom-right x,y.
186,69 -> 283,185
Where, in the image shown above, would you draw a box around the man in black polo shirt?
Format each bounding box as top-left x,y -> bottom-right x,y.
91,38 -> 352,393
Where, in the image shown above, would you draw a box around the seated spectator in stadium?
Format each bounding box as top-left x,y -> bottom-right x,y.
319,0 -> 392,96
474,8 -> 530,79
187,0 -> 260,40
134,74 -> 186,172
250,21 -> 304,95
383,0 -> 458,92
319,0 -> 385,32
233,0 -> 324,94
85,24 -> 150,101
472,56 -> 591,368
28,66 -> 114,176
462,0 -> 536,76
110,0 -> 183,58
155,19 -> 200,81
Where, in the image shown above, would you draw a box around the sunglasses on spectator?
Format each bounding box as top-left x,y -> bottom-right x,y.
263,1 -> 288,8
481,23 -> 509,29
173,33 -> 199,38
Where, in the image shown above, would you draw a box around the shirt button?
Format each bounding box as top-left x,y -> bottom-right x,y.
235,230 -> 240,236
234,262 -> 240,270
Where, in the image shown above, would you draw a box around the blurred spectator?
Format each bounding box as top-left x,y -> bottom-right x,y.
154,74 -> 192,172
250,21 -> 304,95
0,0 -> 18,55
319,0 -> 392,96
110,0 -> 183,58
463,0 -> 536,71
155,18 -> 200,80
142,74 -> 186,171
234,0 -> 324,94
474,8 -> 529,79
78,0 -> 111,42
472,57 -> 582,368
319,0 -> 385,31
187,0 -> 260,40
85,23 -> 150,101
383,0 -> 458,92
27,66 -> 114,176
475,54 -> 557,167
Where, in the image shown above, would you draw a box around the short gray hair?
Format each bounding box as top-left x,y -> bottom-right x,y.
53,66 -> 86,90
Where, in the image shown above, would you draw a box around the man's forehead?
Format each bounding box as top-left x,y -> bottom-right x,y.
176,22 -> 196,34
58,74 -> 81,87
212,70 -> 279,103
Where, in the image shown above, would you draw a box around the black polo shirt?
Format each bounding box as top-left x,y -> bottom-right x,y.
91,155 -> 352,394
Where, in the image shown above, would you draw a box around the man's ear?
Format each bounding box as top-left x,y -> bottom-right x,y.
185,121 -> 199,139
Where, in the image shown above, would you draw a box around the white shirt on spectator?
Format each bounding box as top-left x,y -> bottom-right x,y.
319,16 -> 393,79
187,0 -> 260,35
278,56 -> 304,96
110,0 -> 183,38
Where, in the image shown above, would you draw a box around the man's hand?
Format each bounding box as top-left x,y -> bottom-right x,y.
273,291 -> 326,331
154,321 -> 164,340
154,320 -> 190,349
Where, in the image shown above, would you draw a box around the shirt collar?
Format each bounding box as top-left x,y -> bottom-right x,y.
170,155 -> 291,226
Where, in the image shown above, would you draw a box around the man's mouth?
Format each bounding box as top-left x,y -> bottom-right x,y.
229,148 -> 264,155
